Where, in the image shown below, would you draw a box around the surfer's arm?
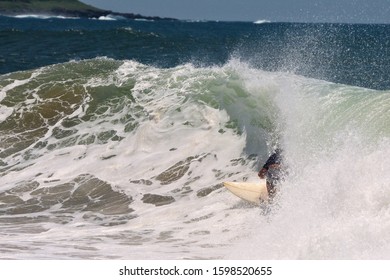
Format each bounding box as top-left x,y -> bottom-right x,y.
258,168 -> 267,179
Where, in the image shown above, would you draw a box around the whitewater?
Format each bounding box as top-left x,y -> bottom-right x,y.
1,56 -> 389,259
1,16 -> 390,260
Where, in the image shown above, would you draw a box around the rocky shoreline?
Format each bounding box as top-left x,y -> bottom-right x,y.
0,0 -> 176,21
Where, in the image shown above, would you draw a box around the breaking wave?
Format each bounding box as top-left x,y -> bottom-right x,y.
0,58 -> 389,259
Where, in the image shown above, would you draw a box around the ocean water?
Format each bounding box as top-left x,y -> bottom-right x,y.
0,16 -> 389,260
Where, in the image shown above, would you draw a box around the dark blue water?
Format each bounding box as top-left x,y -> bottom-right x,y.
1,16 -> 389,90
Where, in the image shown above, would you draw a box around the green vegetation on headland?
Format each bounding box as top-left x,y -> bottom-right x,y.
0,0 -> 176,20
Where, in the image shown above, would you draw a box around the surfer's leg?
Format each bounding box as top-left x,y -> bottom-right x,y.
266,181 -> 277,200
266,167 -> 281,201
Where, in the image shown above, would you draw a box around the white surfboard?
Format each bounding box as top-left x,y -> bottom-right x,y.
223,181 -> 268,204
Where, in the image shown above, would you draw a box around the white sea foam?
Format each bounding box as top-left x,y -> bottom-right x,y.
13,14 -> 79,19
254,19 -> 271,24
226,69 -> 390,259
98,14 -> 126,21
0,59 -> 389,259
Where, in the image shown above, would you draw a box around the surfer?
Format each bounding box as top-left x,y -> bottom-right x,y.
258,148 -> 283,199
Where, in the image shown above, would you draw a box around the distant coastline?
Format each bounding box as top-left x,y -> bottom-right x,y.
0,0 -> 176,21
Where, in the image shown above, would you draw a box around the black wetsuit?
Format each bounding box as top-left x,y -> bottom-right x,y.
263,149 -> 283,198
262,149 -> 282,170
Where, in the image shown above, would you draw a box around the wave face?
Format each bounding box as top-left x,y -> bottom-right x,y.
1,17 -> 390,259
1,58 -> 389,259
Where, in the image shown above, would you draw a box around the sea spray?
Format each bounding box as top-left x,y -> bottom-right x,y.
227,69 -> 390,259
1,58 -> 389,259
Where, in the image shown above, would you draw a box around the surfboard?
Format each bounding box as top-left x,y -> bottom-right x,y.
223,181 -> 268,204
